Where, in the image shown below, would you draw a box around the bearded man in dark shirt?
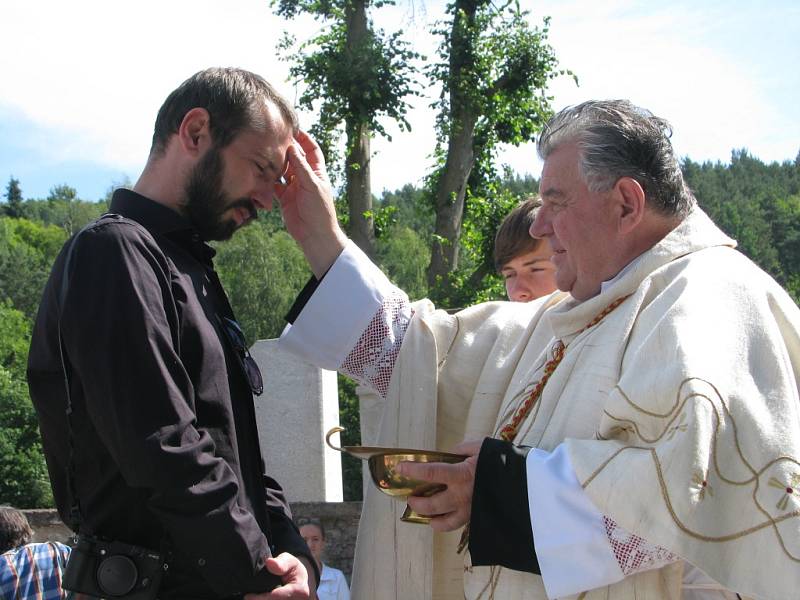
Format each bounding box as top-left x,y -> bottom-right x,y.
27,68 -> 318,600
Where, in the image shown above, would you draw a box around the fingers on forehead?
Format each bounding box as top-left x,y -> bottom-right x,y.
294,129 -> 315,145
293,130 -> 322,156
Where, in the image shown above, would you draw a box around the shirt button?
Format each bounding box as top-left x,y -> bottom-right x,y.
198,558 -> 206,566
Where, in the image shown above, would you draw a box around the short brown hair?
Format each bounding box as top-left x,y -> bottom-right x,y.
150,67 -> 299,155
494,197 -> 543,271
0,506 -> 33,553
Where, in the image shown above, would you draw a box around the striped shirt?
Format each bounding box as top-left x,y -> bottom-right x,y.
0,542 -> 70,600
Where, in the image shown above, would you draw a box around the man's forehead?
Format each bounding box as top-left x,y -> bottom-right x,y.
540,143 -> 581,192
542,142 -> 579,172
237,128 -> 290,155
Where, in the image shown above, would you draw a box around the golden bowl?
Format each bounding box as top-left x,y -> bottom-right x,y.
367,450 -> 467,523
326,427 -> 467,524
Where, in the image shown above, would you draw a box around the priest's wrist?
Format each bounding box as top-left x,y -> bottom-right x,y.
468,437 -> 541,574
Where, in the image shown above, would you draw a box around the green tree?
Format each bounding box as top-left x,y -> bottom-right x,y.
425,2 -> 569,300
272,0 -> 420,260
3,177 -> 24,219
47,184 -> 78,205
379,183 -> 434,239
0,300 -> 32,379
500,171 -> 539,199
770,194 -> 800,301
684,151 -> 800,302
442,182 -> 519,307
23,197 -> 107,233
0,302 -> 53,508
377,225 -> 430,301
47,184 -> 80,235
0,218 -> 66,321
11,217 -> 68,263
0,371 -> 53,508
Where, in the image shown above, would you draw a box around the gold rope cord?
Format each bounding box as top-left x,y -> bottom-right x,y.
497,294 -> 632,442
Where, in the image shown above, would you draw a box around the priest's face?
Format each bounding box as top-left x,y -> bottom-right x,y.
531,141 -> 623,301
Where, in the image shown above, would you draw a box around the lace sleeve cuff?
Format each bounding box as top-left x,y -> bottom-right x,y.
527,445 -> 678,597
279,240 -> 405,370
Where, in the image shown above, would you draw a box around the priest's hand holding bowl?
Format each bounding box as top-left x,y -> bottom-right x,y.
396,439 -> 482,532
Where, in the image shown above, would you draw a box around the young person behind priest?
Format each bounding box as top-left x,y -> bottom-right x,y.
494,197 -> 557,303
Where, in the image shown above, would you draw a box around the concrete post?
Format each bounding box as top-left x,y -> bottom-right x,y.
251,339 -> 343,503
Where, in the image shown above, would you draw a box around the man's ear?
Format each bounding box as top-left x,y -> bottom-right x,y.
177,108 -> 212,156
614,177 -> 646,235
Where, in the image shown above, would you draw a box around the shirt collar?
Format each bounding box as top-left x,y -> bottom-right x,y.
109,188 -> 216,262
600,253 -> 646,294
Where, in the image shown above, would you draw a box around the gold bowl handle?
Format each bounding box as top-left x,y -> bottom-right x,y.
325,426 -> 345,452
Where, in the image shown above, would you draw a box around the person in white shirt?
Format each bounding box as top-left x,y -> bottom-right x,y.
494,197 -> 558,303
298,520 -> 350,600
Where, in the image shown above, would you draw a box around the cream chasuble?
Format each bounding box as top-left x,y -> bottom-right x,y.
348,208 -> 799,600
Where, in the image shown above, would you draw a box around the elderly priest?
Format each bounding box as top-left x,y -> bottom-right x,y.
276,100 -> 800,600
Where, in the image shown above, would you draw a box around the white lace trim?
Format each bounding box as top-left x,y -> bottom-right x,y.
340,291 -> 412,398
603,516 -> 678,576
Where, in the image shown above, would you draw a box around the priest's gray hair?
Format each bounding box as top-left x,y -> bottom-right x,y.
537,100 -> 695,218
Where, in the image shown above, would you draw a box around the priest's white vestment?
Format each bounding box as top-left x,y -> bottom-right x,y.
281,208 -> 800,600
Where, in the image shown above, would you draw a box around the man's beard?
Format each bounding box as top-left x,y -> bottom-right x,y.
183,145 -> 257,241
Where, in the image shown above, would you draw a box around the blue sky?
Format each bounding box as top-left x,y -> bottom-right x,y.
0,0 -> 798,202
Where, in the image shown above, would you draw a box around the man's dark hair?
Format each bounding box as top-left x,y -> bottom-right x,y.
0,506 -> 33,553
150,67 -> 299,155
537,99 -> 695,218
494,197 -> 544,271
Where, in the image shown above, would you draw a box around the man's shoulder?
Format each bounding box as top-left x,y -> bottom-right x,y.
674,245 -> 780,292
73,214 -> 164,259
647,244 -> 799,322
80,214 -> 156,243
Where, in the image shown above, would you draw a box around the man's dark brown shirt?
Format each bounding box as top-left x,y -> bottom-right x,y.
27,189 -> 312,598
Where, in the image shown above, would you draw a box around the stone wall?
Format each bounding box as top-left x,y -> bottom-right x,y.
24,501 -> 362,584
23,509 -> 74,544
